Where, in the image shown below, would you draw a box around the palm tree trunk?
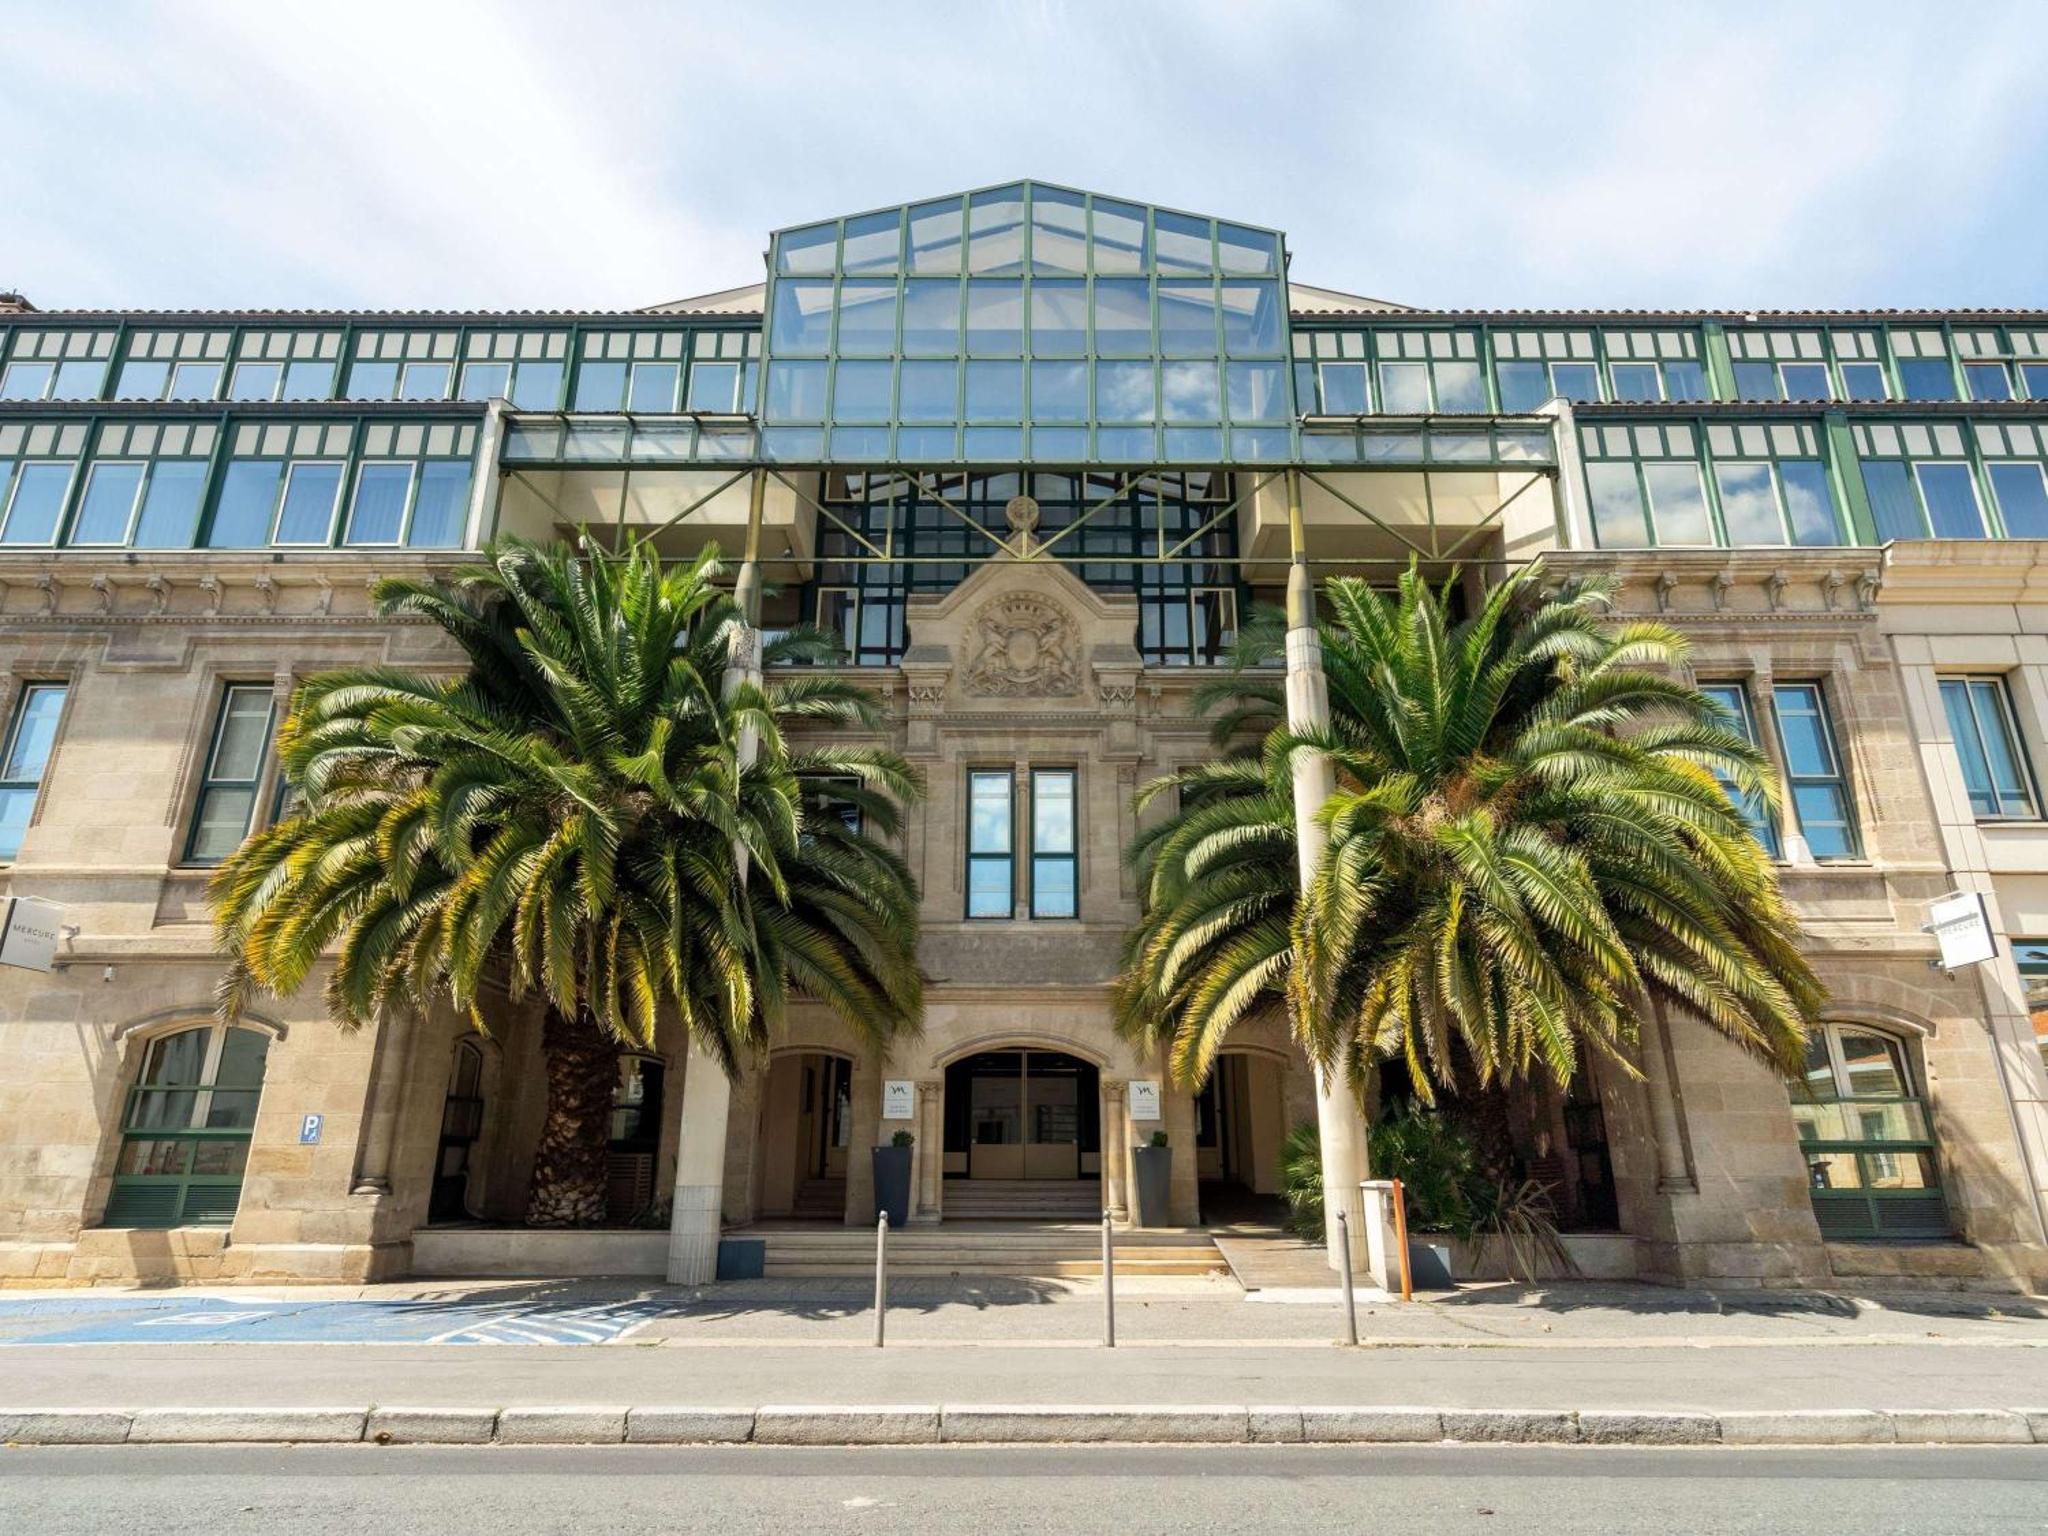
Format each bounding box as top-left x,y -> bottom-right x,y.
525,1007 -> 619,1228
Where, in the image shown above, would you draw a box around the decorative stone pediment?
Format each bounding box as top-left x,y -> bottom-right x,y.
962,591 -> 1080,698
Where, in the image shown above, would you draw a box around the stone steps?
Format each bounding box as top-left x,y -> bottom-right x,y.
753,1224 -> 1226,1278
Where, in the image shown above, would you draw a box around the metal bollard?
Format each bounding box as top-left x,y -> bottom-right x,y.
1101,1211 -> 1116,1348
874,1211 -> 889,1348
1336,1209 -> 1358,1346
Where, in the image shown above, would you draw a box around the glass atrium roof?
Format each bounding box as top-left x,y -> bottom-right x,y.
759,181 -> 1294,467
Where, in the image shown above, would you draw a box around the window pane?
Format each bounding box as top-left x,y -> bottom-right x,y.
832,361 -> 894,422
965,280 -> 1023,356
1586,462 -> 1647,547
1032,771 -> 1074,852
273,462 -> 343,544
1550,362 -> 1601,402
1217,222 -> 1278,276
1971,680 -> 2032,815
168,361 -> 222,401
210,688 -> 274,780
1698,682 -> 1779,855
1839,361 -> 1887,401
1990,462 -> 2048,538
188,786 -> 258,862
70,462 -> 145,545
1154,210 -> 1212,275
1320,361 -> 1369,414
899,360 -> 958,423
347,360 -> 398,399
1378,361 -> 1430,413
116,359 -> 170,400
1663,360 -> 1709,402
1943,679 -> 1998,817
627,361 -> 679,412
1029,281 -> 1087,356
207,461 -> 281,548
1645,462 -> 1713,544
1091,199 -> 1147,274
459,361 -> 511,402
967,185 -> 1027,276
1160,360 -> 1219,422
1217,282 -> 1281,353
764,361 -> 827,423
1780,362 -> 1831,400
1778,460 -> 1841,546
835,281 -> 898,357
1092,280 -> 1152,357
968,858 -> 1013,918
1792,784 -> 1856,858
1898,358 -> 1955,401
51,359 -> 105,399
1837,1031 -> 1908,1096
399,362 -> 451,401
1226,360 -> 1287,422
408,462 -> 470,548
840,210 -> 901,276
1032,857 -> 1077,919
1157,280 -> 1218,355
1495,360 -> 1548,412
1030,362 -> 1086,423
685,360 -> 738,413
1965,362 -> 2013,402
572,359 -> 626,411
1732,360 -> 1779,400
1714,462 -> 1782,545
770,279 -> 834,354
214,1027 -> 273,1089
776,221 -> 837,276
345,462 -> 412,544
0,361 -> 54,399
1,462 -> 75,545
3,683 -> 67,782
907,198 -> 962,274
1773,686 -> 1838,777
1916,463 -> 1984,538
964,361 -> 1021,422
1095,361 -> 1155,422
1433,360 -> 1485,412
969,772 -> 1011,852
132,460 -> 207,547
1861,461 -> 1927,540
1030,186 -> 1087,276
1610,361 -> 1660,402
510,361 -> 564,410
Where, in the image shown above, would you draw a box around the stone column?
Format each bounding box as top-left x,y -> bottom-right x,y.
1101,1078 -> 1129,1221
844,1053 -> 880,1223
1641,994 -> 1698,1194
666,475 -> 765,1284
1283,476 -> 1373,1276
350,1005 -> 419,1199
913,1078 -> 943,1222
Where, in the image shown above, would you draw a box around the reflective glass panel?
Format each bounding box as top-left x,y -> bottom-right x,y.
459,361 -> 511,402
907,198 -> 963,274
627,361 -> 679,412
1840,361 -> 1887,400
1217,282 -> 1282,353
398,362 -> 450,401
776,221 -> 837,276
901,279 -> 961,354
765,361 -> 827,423
1092,280 -> 1152,357
1862,461 -> 1927,540
345,462 -> 411,544
510,361 -> 564,410
964,361 -> 1021,422
1780,361 -> 1831,400
408,462 -> 470,548
1550,361 -> 1601,402
70,461 -> 145,545
1645,462 -> 1712,544
770,278 -> 835,354
830,361 -> 893,423
1160,360 -> 1219,422
1586,462 -> 1647,547
835,281 -> 899,356
1154,209 -> 1212,274
280,360 -> 331,401
0,362 -> 53,399
0,462 -> 73,545
1030,361 -> 1087,423
1898,358 -> 1955,401
1030,186 -> 1088,275
1714,462 -> 1782,545
1217,222 -> 1279,276
1991,462 -> 2048,538
1029,281 -> 1087,355
1495,360 -> 1548,412
1226,360 -> 1287,421
1095,361 -> 1156,422
169,361 -> 222,401
229,362 -> 280,402
131,460 -> 207,547
841,209 -> 902,276
1664,360 -> 1709,401
898,361 -> 958,423
1157,280 -> 1219,355
1610,361 -> 1661,402
1091,199 -> 1147,273
686,360 -> 739,412
1916,462 -> 1984,538
50,359 -> 104,399
965,280 -> 1024,355
206,461 -> 281,548
1780,461 -> 1841,546
1433,360 -> 1486,412
116,359 -> 170,399
572,360 -> 626,411
967,185 -> 1027,276
273,462 -> 344,544
1378,361 -> 1431,413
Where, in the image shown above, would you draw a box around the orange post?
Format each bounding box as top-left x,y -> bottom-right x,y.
1391,1177 -> 1414,1302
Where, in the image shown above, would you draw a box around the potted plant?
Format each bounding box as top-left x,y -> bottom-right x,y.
1130,1130 -> 1172,1227
872,1129 -> 914,1227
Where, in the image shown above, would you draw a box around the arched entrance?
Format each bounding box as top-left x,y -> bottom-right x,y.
1195,1049 -> 1287,1225
755,1050 -> 854,1220
943,1048 -> 1100,1220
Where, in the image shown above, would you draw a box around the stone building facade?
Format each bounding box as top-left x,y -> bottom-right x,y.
1,183 -> 2045,1291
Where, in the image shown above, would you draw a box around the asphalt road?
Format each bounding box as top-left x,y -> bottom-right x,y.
3,1445 -> 2045,1535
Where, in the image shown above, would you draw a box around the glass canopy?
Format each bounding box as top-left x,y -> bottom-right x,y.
760,181 -> 1294,466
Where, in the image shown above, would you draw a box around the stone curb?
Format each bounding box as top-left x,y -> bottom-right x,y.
6,1405 -> 2048,1447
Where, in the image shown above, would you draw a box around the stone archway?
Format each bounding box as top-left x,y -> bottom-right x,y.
935,1037 -> 1111,1222
753,1047 -> 857,1220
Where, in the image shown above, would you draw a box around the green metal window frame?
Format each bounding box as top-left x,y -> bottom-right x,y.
1029,768 -> 1079,920
1580,418 -> 1845,550
1697,680 -> 1781,858
0,680 -> 69,861
183,683 -> 278,866
105,1022 -> 272,1229
1769,680 -> 1862,861
1787,1022 -> 1949,1241
0,420 -> 87,547
1850,421 -> 1998,540
1939,675 -> 2040,820
966,768 -> 1015,920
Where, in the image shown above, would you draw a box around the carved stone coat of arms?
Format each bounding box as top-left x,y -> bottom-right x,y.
962,593 -> 1081,698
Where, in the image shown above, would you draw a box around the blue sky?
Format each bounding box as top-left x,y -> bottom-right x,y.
5,0 -> 2047,314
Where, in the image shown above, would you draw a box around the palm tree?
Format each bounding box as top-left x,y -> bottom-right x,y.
211,539 -> 923,1225
1115,561 -> 1823,1105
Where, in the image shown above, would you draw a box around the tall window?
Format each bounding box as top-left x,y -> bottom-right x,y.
1940,677 -> 2038,819
967,770 -> 1014,918
1699,682 -> 1780,857
0,682 -> 67,860
2011,943 -> 2048,1083
1787,1023 -> 1948,1240
106,1023 -> 272,1228
186,684 -> 276,864
1771,683 -> 1860,859
1031,770 -> 1078,919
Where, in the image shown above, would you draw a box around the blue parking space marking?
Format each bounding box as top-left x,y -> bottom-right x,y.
0,1293 -> 675,1345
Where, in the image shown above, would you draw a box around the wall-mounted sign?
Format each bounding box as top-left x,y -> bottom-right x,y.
1128,1080 -> 1162,1121
0,895 -> 62,973
881,1079 -> 916,1120
1928,890 -> 1996,970
299,1113 -> 324,1146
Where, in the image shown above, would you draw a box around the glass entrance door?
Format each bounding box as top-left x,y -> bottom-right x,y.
945,1049 -> 1098,1180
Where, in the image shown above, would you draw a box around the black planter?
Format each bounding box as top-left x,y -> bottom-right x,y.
1130,1144 -> 1173,1227
871,1145 -> 913,1227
